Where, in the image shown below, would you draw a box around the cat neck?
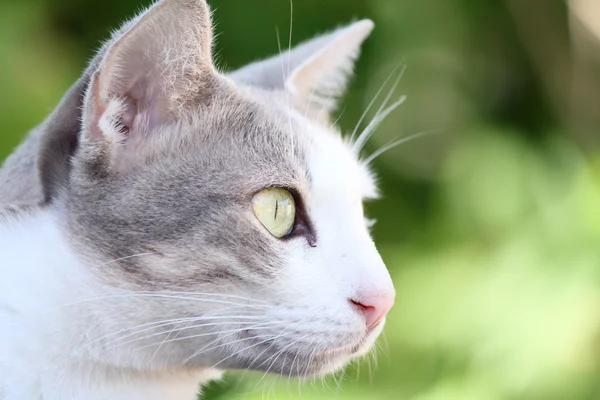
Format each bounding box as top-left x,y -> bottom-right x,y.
5,363 -> 214,400
0,208 -> 218,400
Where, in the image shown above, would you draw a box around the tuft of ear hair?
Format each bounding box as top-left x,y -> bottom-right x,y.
82,0 -> 214,143
230,20 -> 374,119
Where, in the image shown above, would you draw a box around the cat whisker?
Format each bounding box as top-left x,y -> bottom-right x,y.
371,346 -> 380,379
332,106 -> 347,128
107,293 -> 270,308
353,63 -> 407,153
275,26 -> 297,160
349,62 -> 405,143
362,129 -> 440,165
136,320 -> 281,353
231,354 -> 259,392
52,291 -> 270,311
275,25 -> 286,84
157,291 -> 270,304
373,63 -> 407,121
88,314 -> 271,349
100,320 -> 280,359
295,373 -> 303,398
149,318 -> 188,363
231,368 -> 250,396
266,375 -> 278,400
302,343 -> 318,379
210,334 -> 282,369
88,317 -> 194,348
245,330 -> 285,372
364,349 -> 373,385
381,330 -> 390,354
81,303 -> 276,354
152,323 -> 252,362
321,368 -> 332,393
97,252 -> 156,266
353,95 -> 407,154
96,319 -> 221,352
288,0 -> 294,79
184,330 -> 275,366
355,355 -> 361,384
255,325 -> 300,384
379,332 -> 392,368
184,327 -> 294,367
337,364 -> 349,392
287,339 -> 302,382
256,331 -> 314,385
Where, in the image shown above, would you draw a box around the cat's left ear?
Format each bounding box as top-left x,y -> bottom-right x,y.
82,0 -> 214,143
229,20 -> 374,120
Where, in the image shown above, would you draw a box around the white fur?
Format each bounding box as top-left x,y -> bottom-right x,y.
0,211 -> 220,399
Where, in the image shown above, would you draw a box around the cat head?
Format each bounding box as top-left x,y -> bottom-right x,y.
43,0 -> 395,377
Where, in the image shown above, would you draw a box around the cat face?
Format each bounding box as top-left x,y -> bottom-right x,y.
49,0 -> 395,377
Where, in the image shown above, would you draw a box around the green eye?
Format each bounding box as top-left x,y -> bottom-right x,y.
252,188 -> 296,238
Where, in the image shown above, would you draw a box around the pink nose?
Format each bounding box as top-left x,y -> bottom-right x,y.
351,293 -> 395,330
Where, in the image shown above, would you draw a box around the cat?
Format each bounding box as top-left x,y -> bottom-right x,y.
0,0 -> 396,399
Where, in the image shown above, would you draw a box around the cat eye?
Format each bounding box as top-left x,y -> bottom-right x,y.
252,188 -> 296,238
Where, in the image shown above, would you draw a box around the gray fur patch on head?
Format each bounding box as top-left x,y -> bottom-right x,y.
65,79 -> 311,290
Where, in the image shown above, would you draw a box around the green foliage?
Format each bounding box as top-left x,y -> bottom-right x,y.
1,0 -> 599,398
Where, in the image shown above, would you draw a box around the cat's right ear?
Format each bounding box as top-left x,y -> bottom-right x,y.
229,20 -> 374,123
38,0 -> 215,203
80,0 -> 214,154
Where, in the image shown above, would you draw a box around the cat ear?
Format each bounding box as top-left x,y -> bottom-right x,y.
82,0 -> 214,142
229,20 -> 374,119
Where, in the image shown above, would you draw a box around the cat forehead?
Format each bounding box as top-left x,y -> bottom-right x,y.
174,83 -> 378,200
176,85 -> 311,187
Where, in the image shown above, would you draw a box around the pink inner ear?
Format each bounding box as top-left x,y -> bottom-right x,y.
88,71 -> 168,140
129,77 -> 168,136
79,0 -> 215,143
112,72 -> 168,137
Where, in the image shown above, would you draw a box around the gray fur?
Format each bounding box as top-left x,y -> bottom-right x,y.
0,126 -> 44,207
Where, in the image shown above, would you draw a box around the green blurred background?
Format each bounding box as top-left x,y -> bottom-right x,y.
2,0 -> 600,399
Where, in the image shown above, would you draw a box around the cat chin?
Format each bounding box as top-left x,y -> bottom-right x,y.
207,323 -> 385,379
218,350 -> 354,379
